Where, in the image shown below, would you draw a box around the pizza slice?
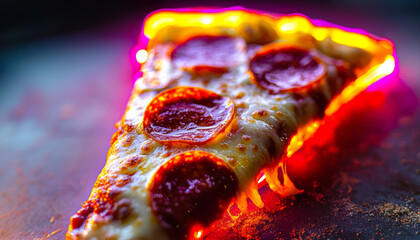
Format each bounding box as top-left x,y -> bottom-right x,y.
66,7 -> 395,240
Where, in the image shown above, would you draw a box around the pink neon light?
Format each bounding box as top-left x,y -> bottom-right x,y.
131,7 -> 397,86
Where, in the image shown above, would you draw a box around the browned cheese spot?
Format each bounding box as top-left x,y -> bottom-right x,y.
141,140 -> 154,154
251,144 -> 259,152
125,156 -> 143,168
235,91 -> 245,99
252,109 -> 269,119
122,135 -> 134,147
236,102 -> 247,108
220,142 -> 230,150
236,144 -> 247,152
247,117 -> 256,123
242,135 -> 252,142
115,175 -> 132,188
227,157 -> 237,166
219,83 -> 228,93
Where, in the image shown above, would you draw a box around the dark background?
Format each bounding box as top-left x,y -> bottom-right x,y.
1,0 -> 420,46
1,0 -> 420,92
0,0 -> 419,239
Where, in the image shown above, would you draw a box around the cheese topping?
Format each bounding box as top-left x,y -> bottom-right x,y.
66,9 -> 391,240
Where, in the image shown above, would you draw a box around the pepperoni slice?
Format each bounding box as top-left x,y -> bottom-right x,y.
143,86 -> 235,143
250,45 -> 326,94
149,151 -> 238,240
171,36 -> 244,72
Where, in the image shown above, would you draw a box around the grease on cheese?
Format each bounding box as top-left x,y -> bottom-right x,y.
65,13 -> 383,239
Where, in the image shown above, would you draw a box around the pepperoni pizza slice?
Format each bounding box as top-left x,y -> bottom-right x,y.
66,7 -> 395,240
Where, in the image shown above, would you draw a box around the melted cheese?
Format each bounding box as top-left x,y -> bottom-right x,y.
68,40 -> 343,240
65,10 -> 391,240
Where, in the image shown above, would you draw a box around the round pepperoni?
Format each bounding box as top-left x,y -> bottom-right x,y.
171,35 -> 243,71
250,46 -> 326,94
149,151 -> 238,240
143,86 -> 235,144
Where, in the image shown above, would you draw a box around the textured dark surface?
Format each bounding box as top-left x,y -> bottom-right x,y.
205,77 -> 420,239
0,3 -> 419,240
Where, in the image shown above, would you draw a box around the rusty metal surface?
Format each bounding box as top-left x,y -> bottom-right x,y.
0,8 -> 419,240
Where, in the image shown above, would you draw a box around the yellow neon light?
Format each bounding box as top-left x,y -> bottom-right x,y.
286,121 -> 322,157
142,10 -> 393,62
325,56 -> 395,116
330,28 -> 374,50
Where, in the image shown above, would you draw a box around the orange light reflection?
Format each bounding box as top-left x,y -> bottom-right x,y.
284,55 -> 395,161
190,225 -> 204,240
138,7 -> 398,238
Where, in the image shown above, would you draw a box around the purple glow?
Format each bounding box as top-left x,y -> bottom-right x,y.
132,7 -> 398,87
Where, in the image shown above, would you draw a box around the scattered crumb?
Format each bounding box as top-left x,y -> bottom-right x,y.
374,202 -> 420,225
46,229 -> 61,239
338,196 -> 365,217
50,216 -> 54,223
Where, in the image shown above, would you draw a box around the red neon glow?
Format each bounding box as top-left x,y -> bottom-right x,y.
190,225 -> 204,240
